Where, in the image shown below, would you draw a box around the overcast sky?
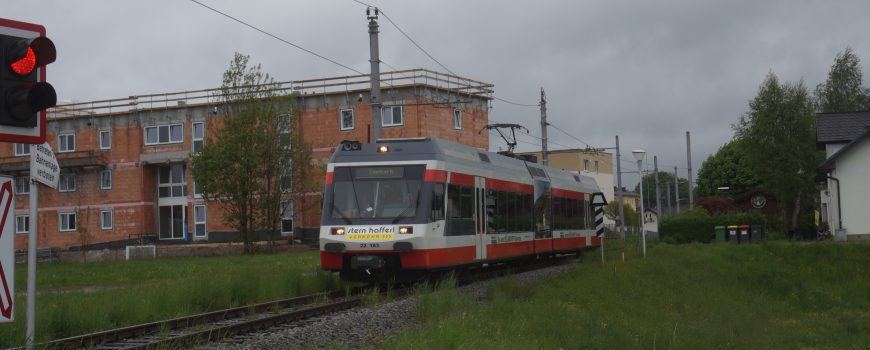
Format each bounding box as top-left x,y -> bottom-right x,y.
6,0 -> 870,187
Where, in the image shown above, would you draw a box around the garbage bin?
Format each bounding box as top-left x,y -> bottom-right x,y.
739,224 -> 750,244
714,226 -> 726,243
727,225 -> 739,243
750,224 -> 763,242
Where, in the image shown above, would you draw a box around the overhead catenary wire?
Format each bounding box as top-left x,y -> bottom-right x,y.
189,0 -> 364,75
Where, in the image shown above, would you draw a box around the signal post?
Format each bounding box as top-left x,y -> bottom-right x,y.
0,18 -> 58,349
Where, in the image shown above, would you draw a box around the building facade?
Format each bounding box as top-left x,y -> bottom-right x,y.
816,111 -> 870,241
3,69 -> 492,250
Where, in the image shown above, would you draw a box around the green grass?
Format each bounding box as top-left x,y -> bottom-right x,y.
385,240 -> 870,349
0,250 -> 346,348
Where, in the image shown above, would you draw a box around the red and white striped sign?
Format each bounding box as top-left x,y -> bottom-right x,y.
0,177 -> 15,322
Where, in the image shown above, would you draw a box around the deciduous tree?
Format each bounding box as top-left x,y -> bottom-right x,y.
734,72 -> 821,236
694,140 -> 759,198
191,53 -> 316,253
815,47 -> 870,113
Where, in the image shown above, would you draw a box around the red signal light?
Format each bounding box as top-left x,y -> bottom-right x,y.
10,47 -> 35,75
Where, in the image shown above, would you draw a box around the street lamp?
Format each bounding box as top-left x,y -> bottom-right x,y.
632,149 -> 647,257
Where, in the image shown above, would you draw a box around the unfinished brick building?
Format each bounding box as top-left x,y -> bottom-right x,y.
1,69 -> 492,250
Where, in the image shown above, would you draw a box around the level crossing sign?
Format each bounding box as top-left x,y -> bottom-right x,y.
0,176 -> 14,322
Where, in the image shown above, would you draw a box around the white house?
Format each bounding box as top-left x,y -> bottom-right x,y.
816,112 -> 870,241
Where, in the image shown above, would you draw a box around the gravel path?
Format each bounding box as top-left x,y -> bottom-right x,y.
209,261 -> 577,349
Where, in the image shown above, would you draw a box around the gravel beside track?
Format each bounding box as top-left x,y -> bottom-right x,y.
210,261 -> 577,349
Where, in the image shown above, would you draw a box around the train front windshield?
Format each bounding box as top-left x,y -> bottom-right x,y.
330,165 -> 425,221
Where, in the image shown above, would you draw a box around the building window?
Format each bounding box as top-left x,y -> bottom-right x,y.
192,122 -> 204,153
454,109 -> 462,130
15,174 -> 29,195
583,159 -> 590,171
144,124 -> 184,145
100,130 -> 111,150
100,209 -> 113,230
59,173 -> 76,192
594,160 -> 599,173
382,105 -> 404,127
278,113 -> 292,150
59,212 -> 77,232
339,109 -> 355,131
58,133 -> 76,153
281,201 -> 293,235
14,143 -> 30,156
158,164 -> 186,198
100,170 -> 112,190
194,205 -> 207,237
15,215 -> 28,234
193,180 -> 203,198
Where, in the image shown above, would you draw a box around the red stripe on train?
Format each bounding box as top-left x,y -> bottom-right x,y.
424,169 -> 448,183
487,241 -> 535,259
449,173 -> 475,186
551,188 -> 585,200
553,236 -> 587,251
486,178 -> 534,193
400,246 -> 477,268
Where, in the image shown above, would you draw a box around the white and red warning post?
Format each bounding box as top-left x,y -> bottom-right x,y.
0,176 -> 14,323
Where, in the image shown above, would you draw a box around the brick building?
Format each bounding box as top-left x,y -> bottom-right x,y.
2,69 -> 492,250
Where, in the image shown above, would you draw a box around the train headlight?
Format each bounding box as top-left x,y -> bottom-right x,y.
399,226 -> 413,234
331,227 -> 346,235
377,145 -> 389,153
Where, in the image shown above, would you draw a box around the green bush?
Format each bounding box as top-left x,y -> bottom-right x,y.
661,209 -> 771,244
660,208 -> 713,243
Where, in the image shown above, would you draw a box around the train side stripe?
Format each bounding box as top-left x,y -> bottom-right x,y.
424,169 -> 448,183
551,188 -> 585,200
449,172 -> 476,186
486,178 -> 534,193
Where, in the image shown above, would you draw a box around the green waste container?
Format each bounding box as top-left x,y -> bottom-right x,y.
751,224 -> 763,242
727,225 -> 739,243
739,224 -> 750,244
715,226 -> 726,243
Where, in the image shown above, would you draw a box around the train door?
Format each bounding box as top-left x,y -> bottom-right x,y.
474,176 -> 488,260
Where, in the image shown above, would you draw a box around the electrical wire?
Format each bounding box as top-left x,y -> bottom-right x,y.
189,0 -> 365,76
548,122 -> 592,148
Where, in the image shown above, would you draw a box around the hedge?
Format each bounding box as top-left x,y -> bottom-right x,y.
659,208 -> 768,244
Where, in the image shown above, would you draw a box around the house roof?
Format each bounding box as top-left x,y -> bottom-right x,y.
818,127 -> 870,171
816,111 -> 870,148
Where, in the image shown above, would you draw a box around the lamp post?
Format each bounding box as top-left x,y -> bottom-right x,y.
632,149 -> 647,257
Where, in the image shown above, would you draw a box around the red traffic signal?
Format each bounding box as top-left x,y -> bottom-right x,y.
1,34 -> 56,128
7,36 -> 55,76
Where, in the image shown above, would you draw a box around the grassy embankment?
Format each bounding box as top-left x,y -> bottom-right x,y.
0,250 -> 344,348
387,240 -> 870,349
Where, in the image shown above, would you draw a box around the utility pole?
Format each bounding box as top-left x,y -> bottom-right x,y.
686,131 -> 694,209
615,135 -> 625,239
654,155 -> 661,219
367,7 -> 382,143
674,166 -> 681,213
666,182 -> 672,216
540,88 -> 548,166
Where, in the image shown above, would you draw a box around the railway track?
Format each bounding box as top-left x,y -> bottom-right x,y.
36,255 -> 577,349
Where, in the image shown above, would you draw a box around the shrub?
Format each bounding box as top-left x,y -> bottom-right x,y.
660,208 -> 713,243
660,208 -> 771,244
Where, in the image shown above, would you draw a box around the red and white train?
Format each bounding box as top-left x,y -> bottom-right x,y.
320,138 -> 604,281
